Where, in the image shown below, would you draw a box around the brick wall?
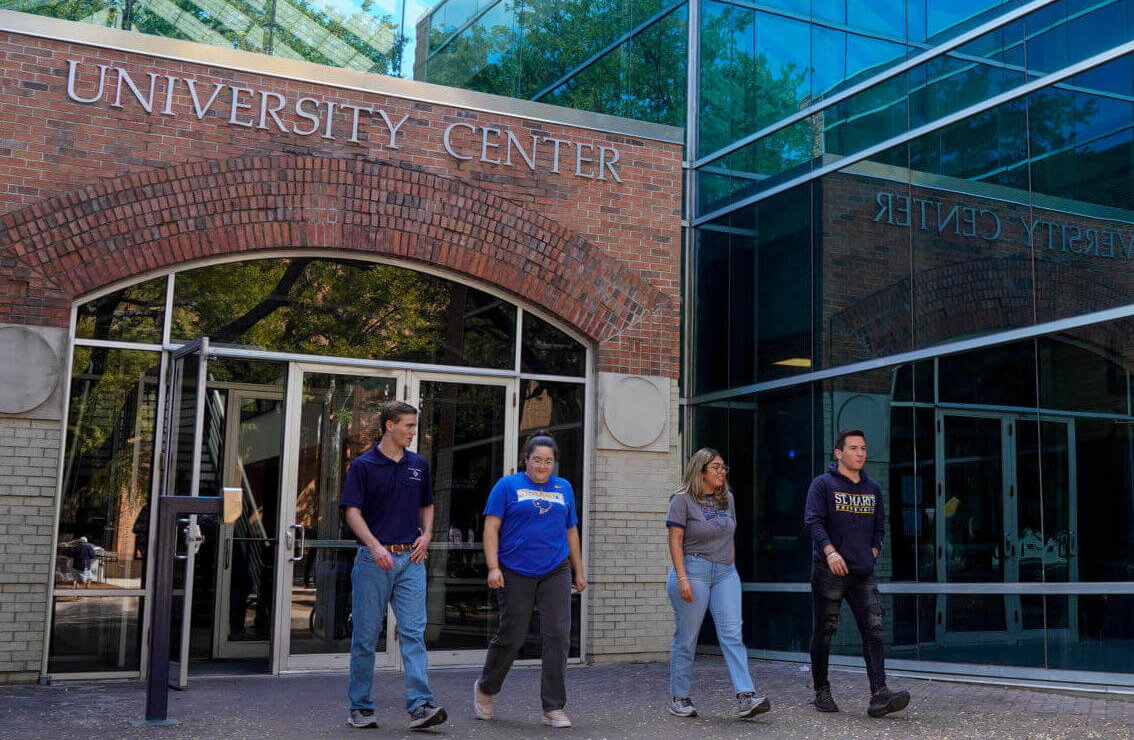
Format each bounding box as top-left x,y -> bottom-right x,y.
0,418 -> 61,681
0,29 -> 682,379
0,19 -> 684,679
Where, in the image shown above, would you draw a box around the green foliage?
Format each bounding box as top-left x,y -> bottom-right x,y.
171,258 -> 515,368
422,0 -> 687,127
62,348 -> 160,521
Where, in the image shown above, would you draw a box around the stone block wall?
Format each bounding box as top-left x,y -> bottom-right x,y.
0,418 -> 62,682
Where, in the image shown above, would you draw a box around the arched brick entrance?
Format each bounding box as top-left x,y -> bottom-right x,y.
1,155 -> 672,350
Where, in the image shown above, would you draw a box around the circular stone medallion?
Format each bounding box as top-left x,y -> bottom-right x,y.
603,376 -> 666,448
0,327 -> 60,414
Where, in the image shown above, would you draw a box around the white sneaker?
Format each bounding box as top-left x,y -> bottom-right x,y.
542,709 -> 571,728
473,680 -> 494,720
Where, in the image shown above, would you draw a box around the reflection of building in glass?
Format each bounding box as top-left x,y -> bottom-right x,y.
685,0 -> 1133,682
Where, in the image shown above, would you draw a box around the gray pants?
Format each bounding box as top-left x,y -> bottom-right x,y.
478,559 -> 572,711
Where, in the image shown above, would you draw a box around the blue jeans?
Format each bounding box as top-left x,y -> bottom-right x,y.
666,554 -> 755,698
348,548 -> 434,712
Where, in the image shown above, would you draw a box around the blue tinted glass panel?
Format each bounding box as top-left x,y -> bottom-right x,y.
846,0 -> 907,39
421,0 -> 517,94
699,0 -> 757,154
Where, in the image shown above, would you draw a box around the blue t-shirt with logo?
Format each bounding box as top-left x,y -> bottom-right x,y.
483,472 -> 578,577
340,445 -> 433,545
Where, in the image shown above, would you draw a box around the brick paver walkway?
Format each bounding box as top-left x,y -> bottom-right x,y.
1,659 -> 1131,739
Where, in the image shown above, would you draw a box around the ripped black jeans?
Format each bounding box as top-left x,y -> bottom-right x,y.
809,563 -> 887,694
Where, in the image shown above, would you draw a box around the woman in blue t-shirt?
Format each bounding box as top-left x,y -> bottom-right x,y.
473,433 -> 586,729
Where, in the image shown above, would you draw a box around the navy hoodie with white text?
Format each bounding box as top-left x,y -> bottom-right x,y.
803,463 -> 885,576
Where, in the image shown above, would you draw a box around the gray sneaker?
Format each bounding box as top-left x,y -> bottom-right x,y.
408,703 -> 448,730
668,696 -> 697,717
736,692 -> 772,719
347,708 -> 378,728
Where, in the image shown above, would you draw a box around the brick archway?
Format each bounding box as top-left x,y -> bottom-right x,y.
0,155 -> 671,343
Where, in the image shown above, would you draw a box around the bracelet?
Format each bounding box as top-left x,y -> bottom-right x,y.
825,551 -> 839,559
677,576 -> 689,582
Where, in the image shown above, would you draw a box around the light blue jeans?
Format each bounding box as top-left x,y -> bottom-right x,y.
348,548 -> 434,712
667,554 -> 755,699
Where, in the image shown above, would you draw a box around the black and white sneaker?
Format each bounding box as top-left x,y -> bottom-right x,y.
347,708 -> 378,728
668,696 -> 697,717
408,703 -> 448,730
813,687 -> 839,713
736,692 -> 772,719
867,688 -> 910,718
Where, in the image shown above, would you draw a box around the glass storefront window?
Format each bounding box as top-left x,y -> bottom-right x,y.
48,596 -> 142,673
521,312 -> 586,377
172,258 -> 517,369
692,184 -> 812,393
58,348 -> 160,591
75,277 -> 166,344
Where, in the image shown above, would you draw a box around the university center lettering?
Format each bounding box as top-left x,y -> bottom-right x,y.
64,60 -> 623,182
872,189 -> 1134,261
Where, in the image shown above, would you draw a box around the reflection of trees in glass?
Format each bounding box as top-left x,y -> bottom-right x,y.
698,3 -> 808,159
127,0 -> 404,73
421,0 -> 685,126
61,348 -> 159,549
172,258 -> 515,368
13,0 -> 120,25
274,0 -> 406,74
75,277 -> 166,344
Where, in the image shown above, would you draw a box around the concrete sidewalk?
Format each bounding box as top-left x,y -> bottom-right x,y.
1,659 -> 1131,740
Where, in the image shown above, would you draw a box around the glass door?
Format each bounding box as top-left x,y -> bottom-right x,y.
1014,417 -> 1078,641
935,412 -> 1078,651
935,413 -> 1010,645
276,366 -> 403,671
411,374 -> 516,666
160,339 -> 208,688
212,389 -> 285,660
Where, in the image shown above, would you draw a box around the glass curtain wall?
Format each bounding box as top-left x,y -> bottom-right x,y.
52,257 -> 589,674
2,0 -> 688,126
688,0 -> 1134,678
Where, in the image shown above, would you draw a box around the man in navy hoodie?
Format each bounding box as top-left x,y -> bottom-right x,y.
804,429 -> 910,718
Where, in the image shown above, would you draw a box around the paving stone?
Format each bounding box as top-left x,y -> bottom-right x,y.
1,658 -> 1131,740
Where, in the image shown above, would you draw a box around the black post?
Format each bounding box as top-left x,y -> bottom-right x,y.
137,495 -> 222,726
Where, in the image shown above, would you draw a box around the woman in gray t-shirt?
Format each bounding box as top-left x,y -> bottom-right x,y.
664,448 -> 772,721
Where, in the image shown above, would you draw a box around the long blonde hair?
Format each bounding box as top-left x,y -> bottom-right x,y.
676,447 -> 729,509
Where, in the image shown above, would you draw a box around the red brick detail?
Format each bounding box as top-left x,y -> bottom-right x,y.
0,30 -> 682,377
0,155 -> 671,346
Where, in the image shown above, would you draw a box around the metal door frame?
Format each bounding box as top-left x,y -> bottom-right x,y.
934,409 -> 1079,646
273,362 -> 406,673
212,386 -> 286,660
407,371 -> 519,668
161,338 -> 209,688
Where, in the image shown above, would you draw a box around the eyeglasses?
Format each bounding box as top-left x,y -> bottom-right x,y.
705,464 -> 729,473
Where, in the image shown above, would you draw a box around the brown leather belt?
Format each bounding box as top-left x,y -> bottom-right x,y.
386,543 -> 414,552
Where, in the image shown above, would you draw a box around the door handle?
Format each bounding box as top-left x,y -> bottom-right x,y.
175,522 -> 204,560
288,524 -> 306,562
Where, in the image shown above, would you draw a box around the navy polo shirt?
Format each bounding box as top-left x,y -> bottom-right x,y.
340,445 -> 433,545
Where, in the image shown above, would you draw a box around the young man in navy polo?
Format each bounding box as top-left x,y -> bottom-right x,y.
342,401 -> 447,730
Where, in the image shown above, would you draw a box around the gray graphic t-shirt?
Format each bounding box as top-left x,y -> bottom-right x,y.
665,492 -> 736,564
